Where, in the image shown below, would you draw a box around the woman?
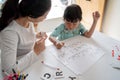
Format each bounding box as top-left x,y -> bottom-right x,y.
0,0 -> 51,75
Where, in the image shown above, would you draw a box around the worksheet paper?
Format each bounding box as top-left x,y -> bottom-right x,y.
50,36 -> 105,75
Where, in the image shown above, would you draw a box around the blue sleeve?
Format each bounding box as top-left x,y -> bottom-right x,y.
79,23 -> 87,35
50,24 -> 64,37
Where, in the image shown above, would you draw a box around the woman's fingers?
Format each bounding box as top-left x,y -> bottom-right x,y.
36,32 -> 48,39
34,37 -> 46,55
36,37 -> 46,44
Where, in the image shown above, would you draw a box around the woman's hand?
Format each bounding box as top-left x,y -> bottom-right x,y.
34,34 -> 47,55
36,32 -> 47,39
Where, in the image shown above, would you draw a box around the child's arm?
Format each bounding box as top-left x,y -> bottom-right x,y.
84,11 -> 100,38
49,36 -> 64,49
49,36 -> 57,45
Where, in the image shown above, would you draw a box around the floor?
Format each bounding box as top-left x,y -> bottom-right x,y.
37,17 -> 63,32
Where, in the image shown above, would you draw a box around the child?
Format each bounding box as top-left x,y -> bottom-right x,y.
49,4 -> 100,49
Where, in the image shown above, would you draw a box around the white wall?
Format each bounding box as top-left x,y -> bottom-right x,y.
102,0 -> 120,41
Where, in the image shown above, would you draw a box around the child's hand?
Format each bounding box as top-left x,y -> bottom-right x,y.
92,11 -> 100,21
55,42 -> 64,49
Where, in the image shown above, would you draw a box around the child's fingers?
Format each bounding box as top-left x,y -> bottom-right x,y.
57,42 -> 64,46
56,42 -> 64,49
62,42 -> 65,46
95,11 -> 100,17
93,11 -> 100,17
92,11 -> 100,20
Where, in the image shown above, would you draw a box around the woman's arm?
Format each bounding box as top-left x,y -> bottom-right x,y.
0,30 -> 41,75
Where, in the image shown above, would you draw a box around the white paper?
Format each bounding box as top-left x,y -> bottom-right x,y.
50,36 -> 105,75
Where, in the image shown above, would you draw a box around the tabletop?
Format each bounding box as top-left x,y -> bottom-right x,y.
24,31 -> 120,80
1,31 -> 120,80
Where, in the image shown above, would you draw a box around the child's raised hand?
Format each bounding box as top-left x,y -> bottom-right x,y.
55,42 -> 64,49
92,11 -> 100,21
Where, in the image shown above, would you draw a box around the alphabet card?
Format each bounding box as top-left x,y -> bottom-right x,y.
111,45 -> 120,68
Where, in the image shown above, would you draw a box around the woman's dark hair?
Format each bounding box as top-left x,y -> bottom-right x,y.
0,0 -> 51,31
63,4 -> 82,23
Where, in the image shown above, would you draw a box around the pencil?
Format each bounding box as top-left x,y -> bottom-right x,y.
54,76 -> 65,79
12,68 -> 16,74
113,67 -> 120,70
41,61 -> 60,70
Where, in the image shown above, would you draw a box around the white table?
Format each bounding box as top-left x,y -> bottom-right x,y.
24,31 -> 120,80
1,31 -> 120,80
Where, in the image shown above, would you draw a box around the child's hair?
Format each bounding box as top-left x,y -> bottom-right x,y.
63,4 -> 82,23
0,0 -> 51,31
